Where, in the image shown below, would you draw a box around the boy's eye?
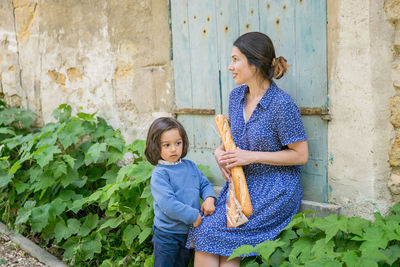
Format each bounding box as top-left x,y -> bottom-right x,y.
163,144 -> 169,148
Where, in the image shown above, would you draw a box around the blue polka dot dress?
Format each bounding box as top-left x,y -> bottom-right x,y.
187,82 -> 307,256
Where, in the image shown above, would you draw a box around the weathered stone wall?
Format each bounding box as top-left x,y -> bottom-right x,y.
327,0 -> 395,218
386,0 -> 400,203
0,0 -> 173,143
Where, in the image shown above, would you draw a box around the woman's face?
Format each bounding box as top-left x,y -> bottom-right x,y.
228,46 -> 257,85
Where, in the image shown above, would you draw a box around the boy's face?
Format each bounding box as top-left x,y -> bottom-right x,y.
160,128 -> 183,162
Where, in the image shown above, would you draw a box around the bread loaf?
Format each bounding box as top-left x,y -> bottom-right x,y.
227,182 -> 248,227
215,114 -> 253,217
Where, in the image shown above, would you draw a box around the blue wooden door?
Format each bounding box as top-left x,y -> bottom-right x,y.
170,0 -> 328,202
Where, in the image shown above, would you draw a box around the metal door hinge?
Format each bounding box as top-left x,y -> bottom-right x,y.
299,107 -> 331,121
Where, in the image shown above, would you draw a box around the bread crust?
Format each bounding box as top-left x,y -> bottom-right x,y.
215,114 -> 253,217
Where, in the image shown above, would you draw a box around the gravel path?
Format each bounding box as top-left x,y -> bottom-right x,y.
0,233 -> 46,267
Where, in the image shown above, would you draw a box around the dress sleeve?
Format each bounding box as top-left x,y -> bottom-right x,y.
151,170 -> 199,225
275,99 -> 307,146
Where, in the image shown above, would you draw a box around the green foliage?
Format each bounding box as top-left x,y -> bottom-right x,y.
231,204 -> 400,267
0,104 -> 155,266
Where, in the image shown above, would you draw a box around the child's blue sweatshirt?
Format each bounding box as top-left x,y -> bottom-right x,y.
150,159 -> 216,234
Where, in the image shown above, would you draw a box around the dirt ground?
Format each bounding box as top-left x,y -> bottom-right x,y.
0,233 -> 45,267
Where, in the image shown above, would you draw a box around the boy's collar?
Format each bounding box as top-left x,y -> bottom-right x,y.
158,158 -> 182,165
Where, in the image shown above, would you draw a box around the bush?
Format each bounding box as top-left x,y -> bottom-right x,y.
0,103 -> 154,266
232,203 -> 400,267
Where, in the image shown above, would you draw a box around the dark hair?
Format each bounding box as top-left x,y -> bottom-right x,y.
144,117 -> 189,165
233,32 -> 289,80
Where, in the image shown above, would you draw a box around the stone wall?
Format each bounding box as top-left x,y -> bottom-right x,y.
327,0 -> 395,218
386,0 -> 400,202
0,0 -> 173,143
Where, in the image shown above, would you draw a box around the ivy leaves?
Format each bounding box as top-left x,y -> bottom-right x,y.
0,104 -> 155,266
234,204 -> 400,267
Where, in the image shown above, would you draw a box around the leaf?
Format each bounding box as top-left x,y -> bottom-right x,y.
52,160 -> 67,178
311,238 -> 335,258
131,139 -> 146,158
117,161 -> 153,183
36,131 -> 57,148
58,119 -> 86,149
98,216 -> 124,231
101,166 -> 119,184
67,218 -> 81,235
288,236 -> 313,264
140,186 -> 152,199
228,245 -> 257,260
138,227 -> 152,244
347,216 -> 371,236
52,104 -> 72,122
78,214 -> 99,237
9,161 -> 20,174
0,127 -> 16,136
381,245 -> 400,265
81,233 -> 102,261
313,214 -> 347,243
69,197 -> 87,214
15,182 -> 29,194
33,145 -> 61,168
105,137 -> 125,152
256,240 -> 286,263
0,170 -> 13,187
62,236 -> 80,262
50,198 -> 66,218
100,260 -> 114,267
54,219 -> 72,243
84,143 -> 107,165
197,164 -> 213,179
15,201 -> 36,224
35,171 -> 55,191
123,225 -> 141,247
353,227 -> 388,250
341,251 -> 360,267
62,154 -> 75,169
31,204 -> 51,232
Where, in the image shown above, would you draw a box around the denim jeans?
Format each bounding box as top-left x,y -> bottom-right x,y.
152,226 -> 193,267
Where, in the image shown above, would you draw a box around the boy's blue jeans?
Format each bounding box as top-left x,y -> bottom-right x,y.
152,226 -> 193,267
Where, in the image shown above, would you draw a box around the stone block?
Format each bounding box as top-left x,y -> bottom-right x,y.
388,172 -> 400,194
390,95 -> 400,127
389,136 -> 400,166
393,60 -> 400,89
385,0 -> 400,21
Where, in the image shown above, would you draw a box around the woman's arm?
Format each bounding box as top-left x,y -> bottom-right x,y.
219,140 -> 308,169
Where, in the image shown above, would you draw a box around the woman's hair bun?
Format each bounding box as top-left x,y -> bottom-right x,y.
272,56 -> 289,79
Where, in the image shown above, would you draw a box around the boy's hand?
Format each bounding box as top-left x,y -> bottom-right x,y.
193,213 -> 202,227
201,197 -> 215,216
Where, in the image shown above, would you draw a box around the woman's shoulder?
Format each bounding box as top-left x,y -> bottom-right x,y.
229,84 -> 248,100
270,83 -> 296,106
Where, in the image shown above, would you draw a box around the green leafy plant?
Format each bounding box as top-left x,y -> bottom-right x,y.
0,104 -> 155,266
231,204 -> 400,267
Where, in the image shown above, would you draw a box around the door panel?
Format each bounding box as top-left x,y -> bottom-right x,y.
170,0 -> 328,202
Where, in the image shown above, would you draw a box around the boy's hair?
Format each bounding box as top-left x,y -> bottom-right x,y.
145,117 -> 189,165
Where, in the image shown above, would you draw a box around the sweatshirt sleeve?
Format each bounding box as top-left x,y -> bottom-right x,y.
194,166 -> 216,201
151,169 -> 199,225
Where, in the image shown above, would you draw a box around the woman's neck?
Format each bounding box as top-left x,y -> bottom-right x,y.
247,78 -> 271,98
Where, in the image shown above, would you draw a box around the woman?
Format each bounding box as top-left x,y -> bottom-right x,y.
189,32 -> 308,267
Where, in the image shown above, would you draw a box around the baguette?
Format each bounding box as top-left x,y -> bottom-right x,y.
227,182 -> 248,227
215,114 -> 253,217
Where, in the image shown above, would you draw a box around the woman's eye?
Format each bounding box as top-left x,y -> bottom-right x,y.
177,141 -> 182,145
